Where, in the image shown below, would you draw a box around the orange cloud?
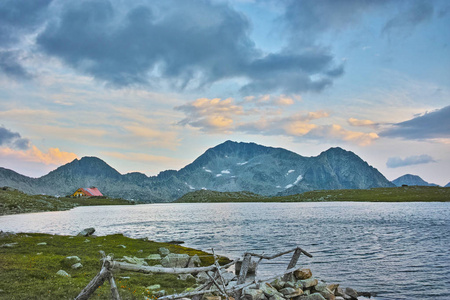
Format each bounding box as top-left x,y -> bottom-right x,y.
0,145 -> 78,165
327,124 -> 379,146
348,117 -> 376,127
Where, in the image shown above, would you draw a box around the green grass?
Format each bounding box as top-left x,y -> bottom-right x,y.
0,188 -> 135,216
176,186 -> 450,203
0,233 -> 229,300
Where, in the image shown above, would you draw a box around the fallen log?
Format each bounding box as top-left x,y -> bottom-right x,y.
112,259 -> 237,274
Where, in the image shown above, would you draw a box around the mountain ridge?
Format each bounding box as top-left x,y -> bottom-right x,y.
0,140 -> 395,202
392,174 -> 439,187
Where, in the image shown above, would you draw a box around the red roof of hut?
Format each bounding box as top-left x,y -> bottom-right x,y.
81,187 -> 103,196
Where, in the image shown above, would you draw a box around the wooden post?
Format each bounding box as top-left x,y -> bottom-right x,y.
235,253 -> 252,300
75,266 -> 110,300
108,273 -> 121,300
282,248 -> 302,281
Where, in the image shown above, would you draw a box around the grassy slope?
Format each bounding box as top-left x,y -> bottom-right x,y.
0,233 -> 229,300
0,188 -> 135,216
176,186 -> 450,203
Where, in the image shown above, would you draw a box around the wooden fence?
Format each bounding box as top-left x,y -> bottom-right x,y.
75,247 -> 312,300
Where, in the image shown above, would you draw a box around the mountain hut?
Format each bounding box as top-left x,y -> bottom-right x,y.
72,187 -> 103,197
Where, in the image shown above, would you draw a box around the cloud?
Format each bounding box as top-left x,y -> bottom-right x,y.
175,98 -> 244,132
306,124 -> 379,146
382,1 -> 434,36
386,154 -> 436,168
348,117 -> 376,128
0,145 -> 77,165
30,0 -> 343,94
0,126 -> 30,150
0,51 -> 32,80
380,105 -> 450,140
243,94 -> 300,106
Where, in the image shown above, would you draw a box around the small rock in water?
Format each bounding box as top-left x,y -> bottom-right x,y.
77,227 -> 95,237
56,270 -> 71,277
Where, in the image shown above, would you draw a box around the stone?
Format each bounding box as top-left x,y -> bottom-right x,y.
161,253 -> 190,268
117,244 -> 126,248
343,288 -> 358,300
260,283 -> 284,298
178,274 -> 196,281
65,256 -> 81,264
0,242 -> 18,248
243,288 -> 265,300
294,269 -> 312,280
71,263 -> 83,269
159,247 -> 170,256
123,256 -> 148,266
146,284 -> 161,290
326,284 -> 339,294
205,296 -> 221,300
269,294 -> 285,300
219,270 -> 236,285
335,288 -> 351,300
84,239 -> 90,243
280,287 -> 303,298
196,271 -> 210,284
299,293 -> 326,300
285,281 -> 295,288
187,254 -> 202,268
146,254 -> 162,260
153,290 -> 166,297
270,278 -> 286,290
299,278 -> 318,289
56,270 -> 70,277
36,242 -> 47,246
313,284 -> 335,300
314,283 -> 328,292
77,227 -> 95,237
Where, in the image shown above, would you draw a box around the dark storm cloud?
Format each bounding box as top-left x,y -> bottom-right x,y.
34,0 -> 343,94
386,155 -> 436,168
0,0 -> 52,79
0,126 -> 30,150
380,106 -> 450,140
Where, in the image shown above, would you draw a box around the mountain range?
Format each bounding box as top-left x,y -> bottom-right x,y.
0,140 -> 398,202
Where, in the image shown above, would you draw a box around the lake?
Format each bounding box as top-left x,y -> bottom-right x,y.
1,202 -> 449,299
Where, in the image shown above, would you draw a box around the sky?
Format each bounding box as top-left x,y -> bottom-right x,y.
0,0 -> 449,185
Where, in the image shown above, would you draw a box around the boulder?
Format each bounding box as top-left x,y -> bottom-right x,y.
299,293 -> 326,300
77,227 -> 95,237
326,284 -> 339,294
71,263 -> 83,269
122,256 -> 148,266
269,295 -> 285,300
65,256 -> 81,264
219,271 -> 236,285
344,288 -> 358,300
187,254 -> 202,268
56,270 -> 70,277
153,290 -> 166,297
260,283 -> 284,298
270,278 -> 286,290
335,287 -> 351,300
313,284 -> 335,300
299,278 -> 318,289
159,247 -> 170,256
196,271 -> 210,284
146,254 -> 162,260
146,284 -> 161,291
294,269 -> 312,280
178,274 -> 196,281
280,287 -> 303,298
161,253 -> 190,268
243,288 -> 265,300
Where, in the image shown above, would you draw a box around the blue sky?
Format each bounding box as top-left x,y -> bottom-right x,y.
0,0 -> 449,185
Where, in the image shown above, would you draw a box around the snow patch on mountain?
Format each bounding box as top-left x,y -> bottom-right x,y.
221,170 -> 231,174
294,175 -> 303,185
286,170 -> 295,176
237,162 -> 248,166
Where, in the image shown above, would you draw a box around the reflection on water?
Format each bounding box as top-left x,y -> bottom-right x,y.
1,202 -> 449,299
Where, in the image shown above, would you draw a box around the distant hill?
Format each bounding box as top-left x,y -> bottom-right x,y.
0,140 -> 394,202
446,182 -> 450,188
392,174 -> 439,187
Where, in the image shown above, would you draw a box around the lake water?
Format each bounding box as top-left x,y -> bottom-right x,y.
1,202 -> 449,299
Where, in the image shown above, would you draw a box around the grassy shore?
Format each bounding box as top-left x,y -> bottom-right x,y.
176,186 -> 450,203
0,188 -> 136,216
0,232 -> 229,299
